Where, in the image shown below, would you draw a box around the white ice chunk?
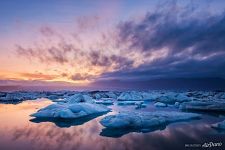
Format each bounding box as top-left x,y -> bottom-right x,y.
31,103 -> 110,119
135,103 -> 147,109
156,92 -> 192,104
95,98 -> 114,105
117,101 -> 144,105
212,120 -> 225,130
100,111 -> 200,129
179,101 -> 225,112
66,93 -> 94,103
105,92 -> 117,99
141,92 -> 162,101
0,92 -> 40,101
154,102 -> 167,107
117,91 -> 143,101
175,102 -> 180,108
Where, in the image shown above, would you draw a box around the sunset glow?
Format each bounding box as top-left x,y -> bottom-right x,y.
1,0 -> 225,90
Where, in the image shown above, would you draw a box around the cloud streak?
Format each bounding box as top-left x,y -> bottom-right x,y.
100,2 -> 225,82
14,1 -> 225,86
19,72 -> 60,80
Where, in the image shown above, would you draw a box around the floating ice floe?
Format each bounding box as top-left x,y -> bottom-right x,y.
220,93 -> 225,99
117,100 -> 146,109
141,91 -> 162,101
156,92 -> 192,104
65,93 -> 94,103
179,101 -> 225,112
117,101 -> 144,105
100,111 -> 201,129
186,91 -> 225,101
175,93 -> 193,102
93,92 -> 103,99
31,103 -> 110,119
95,98 -> 114,105
117,91 -> 143,101
0,92 -> 6,97
105,91 -> 118,99
175,102 -> 180,108
46,95 -> 61,100
44,91 -> 74,100
92,91 -> 119,99
135,103 -> 147,109
0,92 -> 40,102
212,120 -> 225,130
52,99 -> 67,103
154,102 -> 167,107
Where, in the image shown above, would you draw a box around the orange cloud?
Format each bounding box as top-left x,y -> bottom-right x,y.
19,73 -> 59,80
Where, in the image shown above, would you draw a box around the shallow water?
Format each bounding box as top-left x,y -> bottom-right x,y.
0,99 -> 225,150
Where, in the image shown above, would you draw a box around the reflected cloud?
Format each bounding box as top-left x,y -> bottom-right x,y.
8,118 -> 225,150
0,99 -> 223,150
30,112 -> 108,128
100,125 -> 166,138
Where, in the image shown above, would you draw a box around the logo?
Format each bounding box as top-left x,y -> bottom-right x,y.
202,142 -> 222,148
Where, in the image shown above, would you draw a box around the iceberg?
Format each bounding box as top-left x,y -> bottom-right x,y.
135,103 -> 147,109
0,92 -> 6,97
65,93 -> 94,103
0,92 -> 40,102
141,91 -> 162,101
221,93 -> 225,99
175,102 -> 180,108
31,102 -> 110,119
176,93 -> 193,103
154,102 -> 167,107
46,95 -> 61,100
100,111 -> 201,129
117,101 -> 146,109
156,92 -> 192,104
179,101 -> 225,112
117,91 -> 143,101
212,120 -> 225,130
186,91 -> 225,102
105,91 -> 118,99
156,96 -> 175,104
94,93 -> 101,99
44,91 -> 68,100
95,98 -> 114,105
117,101 -> 144,106
92,91 -> 118,99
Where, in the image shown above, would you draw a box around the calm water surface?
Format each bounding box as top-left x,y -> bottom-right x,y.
0,99 -> 224,150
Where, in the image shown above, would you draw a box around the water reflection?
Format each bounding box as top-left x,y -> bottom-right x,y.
0,100 -> 225,150
99,117 -> 203,138
100,125 -> 167,138
30,112 -> 108,128
9,119 -> 225,150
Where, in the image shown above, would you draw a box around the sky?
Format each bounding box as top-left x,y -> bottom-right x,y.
0,0 -> 225,90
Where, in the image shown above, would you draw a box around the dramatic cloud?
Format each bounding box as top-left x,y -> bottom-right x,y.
70,73 -> 94,81
14,2 -> 225,87
88,50 -> 133,69
98,3 -> 225,82
117,8 -> 225,55
15,25 -> 134,82
16,45 -> 70,65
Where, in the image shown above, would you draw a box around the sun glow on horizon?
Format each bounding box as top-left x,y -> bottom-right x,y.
1,0 -> 225,89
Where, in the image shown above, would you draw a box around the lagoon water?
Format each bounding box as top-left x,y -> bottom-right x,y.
0,99 -> 225,150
